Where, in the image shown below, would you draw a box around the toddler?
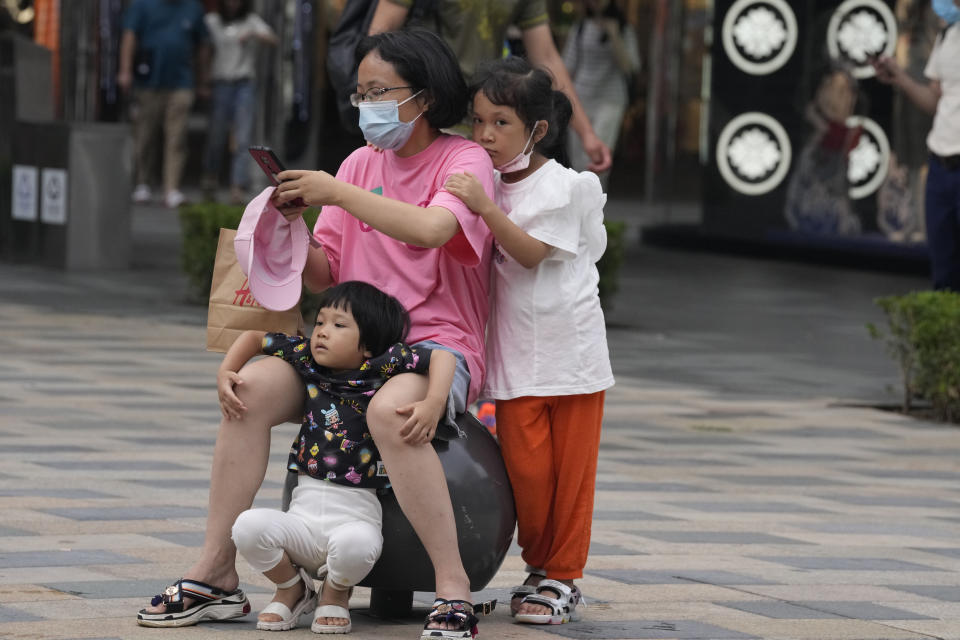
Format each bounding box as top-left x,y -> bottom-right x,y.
221,281 -> 455,633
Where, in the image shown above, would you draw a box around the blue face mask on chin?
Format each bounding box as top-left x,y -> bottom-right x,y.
933,0 -> 960,24
357,91 -> 425,150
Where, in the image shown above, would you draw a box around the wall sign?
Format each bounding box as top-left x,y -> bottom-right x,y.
721,0 -> 798,75
40,168 -> 68,225
716,112 -> 793,196
827,0 -> 897,79
846,116 -> 889,199
11,165 -> 38,221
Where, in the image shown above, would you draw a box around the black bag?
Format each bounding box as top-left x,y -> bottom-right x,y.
326,0 -> 438,133
133,48 -> 154,81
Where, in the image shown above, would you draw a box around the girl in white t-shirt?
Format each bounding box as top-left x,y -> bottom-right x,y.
445,56 -> 615,627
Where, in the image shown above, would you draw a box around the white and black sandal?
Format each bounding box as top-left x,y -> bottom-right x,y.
421,598 -> 496,639
514,579 -> 582,625
257,567 -> 318,631
137,578 -> 250,627
510,568 -> 546,616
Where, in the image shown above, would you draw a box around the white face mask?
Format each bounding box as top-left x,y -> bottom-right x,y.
495,125 -> 539,173
357,91 -> 425,150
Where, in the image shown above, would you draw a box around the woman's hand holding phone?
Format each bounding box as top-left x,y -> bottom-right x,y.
275,170 -> 341,210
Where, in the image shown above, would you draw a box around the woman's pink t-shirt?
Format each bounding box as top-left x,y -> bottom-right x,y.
313,135 -> 494,403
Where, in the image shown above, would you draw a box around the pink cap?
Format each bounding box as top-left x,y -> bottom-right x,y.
234,186 -> 310,311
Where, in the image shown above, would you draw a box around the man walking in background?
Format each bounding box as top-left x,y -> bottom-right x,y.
118,0 -> 210,209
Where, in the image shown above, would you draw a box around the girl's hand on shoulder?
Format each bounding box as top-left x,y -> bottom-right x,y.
395,398 -> 443,445
444,172 -> 491,214
276,170 -> 340,208
217,370 -> 247,421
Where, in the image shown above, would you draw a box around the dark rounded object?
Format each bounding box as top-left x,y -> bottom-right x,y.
281,412 -> 516,592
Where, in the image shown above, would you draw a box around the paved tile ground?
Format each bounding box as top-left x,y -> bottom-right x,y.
3,198 -> 960,639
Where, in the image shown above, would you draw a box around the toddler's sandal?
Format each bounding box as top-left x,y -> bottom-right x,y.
312,604 -> 352,634
311,575 -> 354,634
257,567 -> 318,631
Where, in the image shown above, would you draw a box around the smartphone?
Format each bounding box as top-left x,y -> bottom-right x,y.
248,145 -> 306,207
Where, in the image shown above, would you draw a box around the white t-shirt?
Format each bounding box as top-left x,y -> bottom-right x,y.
205,13 -> 274,82
482,159 -> 615,400
925,23 -> 960,156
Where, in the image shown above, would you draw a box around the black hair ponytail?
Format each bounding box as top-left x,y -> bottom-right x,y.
537,90 -> 572,165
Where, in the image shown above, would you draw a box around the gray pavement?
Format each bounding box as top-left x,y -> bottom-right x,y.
4,195 -> 960,640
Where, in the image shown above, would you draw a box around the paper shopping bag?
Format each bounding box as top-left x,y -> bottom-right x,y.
206,228 -> 302,353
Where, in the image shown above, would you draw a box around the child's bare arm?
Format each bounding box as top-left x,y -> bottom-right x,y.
217,330 -> 267,420
396,350 -> 456,445
445,172 -> 551,269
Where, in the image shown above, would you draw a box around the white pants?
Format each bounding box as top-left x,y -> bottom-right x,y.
231,476 -> 383,588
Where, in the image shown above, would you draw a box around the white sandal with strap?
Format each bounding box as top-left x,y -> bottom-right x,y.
257,567 -> 318,631
312,604 -> 352,634
514,579 -> 582,625
311,576 -> 354,634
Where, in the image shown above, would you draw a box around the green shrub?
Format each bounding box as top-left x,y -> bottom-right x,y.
598,220 -> 627,309
178,201 -> 320,303
868,291 -> 960,422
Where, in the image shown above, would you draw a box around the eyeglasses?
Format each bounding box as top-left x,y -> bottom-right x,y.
349,86 -> 416,107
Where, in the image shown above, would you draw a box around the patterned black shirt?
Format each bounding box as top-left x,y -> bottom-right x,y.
262,333 -> 432,488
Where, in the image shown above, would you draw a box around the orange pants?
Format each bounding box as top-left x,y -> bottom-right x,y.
495,391 -> 605,581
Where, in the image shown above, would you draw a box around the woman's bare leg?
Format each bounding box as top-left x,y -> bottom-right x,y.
366,375 -> 470,630
142,356 -> 304,614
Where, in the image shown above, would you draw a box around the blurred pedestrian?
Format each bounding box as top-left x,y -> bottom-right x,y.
876,0 -> 941,243
874,0 -> 960,289
562,0 -> 640,187
119,0 -> 211,209
784,66 -> 863,236
368,0 -> 614,173
202,0 -> 277,205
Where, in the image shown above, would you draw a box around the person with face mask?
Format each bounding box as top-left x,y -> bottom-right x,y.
368,0 -> 615,174
137,28 -> 496,639
874,0 -> 960,290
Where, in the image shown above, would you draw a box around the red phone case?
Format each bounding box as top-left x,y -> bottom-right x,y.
249,146 -> 285,186
249,146 -> 306,207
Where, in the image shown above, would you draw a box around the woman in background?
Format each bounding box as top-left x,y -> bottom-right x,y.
562,0 -> 640,188
202,0 -> 277,204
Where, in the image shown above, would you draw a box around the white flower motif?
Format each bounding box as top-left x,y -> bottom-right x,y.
727,127 -> 781,180
848,135 -> 881,183
837,10 -> 888,62
732,7 -> 787,58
